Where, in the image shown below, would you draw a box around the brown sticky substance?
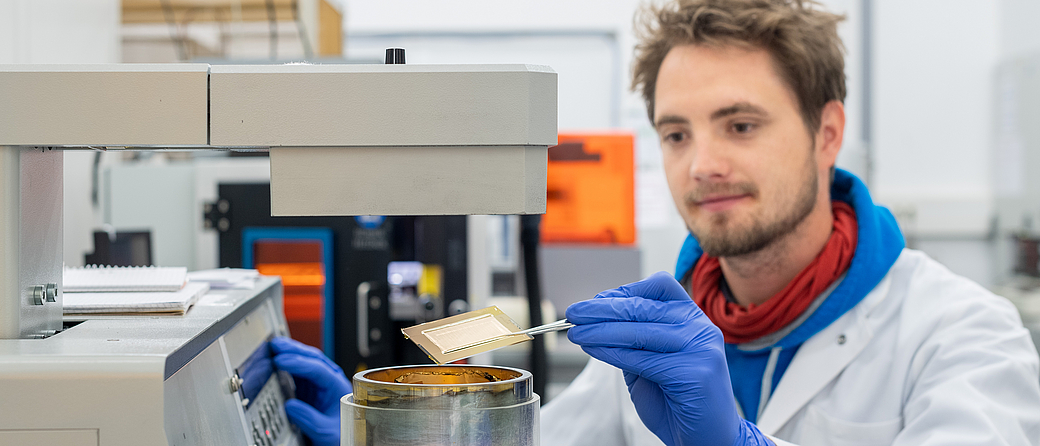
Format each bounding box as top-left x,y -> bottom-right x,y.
392,370 -> 501,384
362,366 -> 521,385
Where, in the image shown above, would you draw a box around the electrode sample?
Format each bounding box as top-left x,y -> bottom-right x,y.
402,306 -> 573,364
402,306 -> 532,364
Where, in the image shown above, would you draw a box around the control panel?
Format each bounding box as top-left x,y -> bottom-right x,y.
224,301 -> 302,446
239,371 -> 296,446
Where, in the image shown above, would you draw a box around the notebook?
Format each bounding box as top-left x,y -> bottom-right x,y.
64,265 -> 187,293
186,268 -> 260,290
63,282 -> 210,315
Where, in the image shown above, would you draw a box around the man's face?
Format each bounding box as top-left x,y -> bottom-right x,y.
654,44 -> 822,257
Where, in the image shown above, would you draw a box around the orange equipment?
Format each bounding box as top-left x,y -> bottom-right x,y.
542,132 -> 636,245
253,241 -> 327,350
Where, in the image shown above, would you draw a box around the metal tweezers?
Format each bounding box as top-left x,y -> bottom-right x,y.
441,319 -> 575,354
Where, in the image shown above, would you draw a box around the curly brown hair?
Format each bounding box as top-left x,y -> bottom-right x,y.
632,0 -> 846,133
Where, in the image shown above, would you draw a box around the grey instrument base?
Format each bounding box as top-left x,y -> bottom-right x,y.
0,277 -> 303,446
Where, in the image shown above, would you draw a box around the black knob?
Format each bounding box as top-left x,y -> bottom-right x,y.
385,48 -> 406,64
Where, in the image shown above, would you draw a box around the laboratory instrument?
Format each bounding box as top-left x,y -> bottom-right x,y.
0,58 -> 556,445
341,365 -> 539,446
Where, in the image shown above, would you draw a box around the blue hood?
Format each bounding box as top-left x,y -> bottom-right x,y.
674,168 -> 905,348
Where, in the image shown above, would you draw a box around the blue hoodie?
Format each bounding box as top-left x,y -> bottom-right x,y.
673,168 -> 905,423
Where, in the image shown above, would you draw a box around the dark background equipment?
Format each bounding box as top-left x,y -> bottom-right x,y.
84,230 -> 153,267
209,182 -> 468,374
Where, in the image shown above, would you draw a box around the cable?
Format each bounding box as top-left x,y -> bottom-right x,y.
520,214 -> 547,403
90,151 -> 101,208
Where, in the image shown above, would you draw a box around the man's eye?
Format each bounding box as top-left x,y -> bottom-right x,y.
663,132 -> 686,143
732,122 -> 755,134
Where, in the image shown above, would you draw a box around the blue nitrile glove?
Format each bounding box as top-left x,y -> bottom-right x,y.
270,337 -> 351,446
566,271 -> 773,446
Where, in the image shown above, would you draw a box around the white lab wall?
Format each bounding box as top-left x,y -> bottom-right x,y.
826,0 -> 868,181
871,0 -> 1000,287
872,1 -> 999,221
0,0 -> 120,64
999,0 -> 1040,61
870,0 -> 1040,288
0,0 -> 121,267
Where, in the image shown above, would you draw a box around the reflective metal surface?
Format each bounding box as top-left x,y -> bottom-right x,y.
342,365 -> 539,446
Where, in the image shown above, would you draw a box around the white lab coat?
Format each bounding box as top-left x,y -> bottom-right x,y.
541,249 -> 1040,446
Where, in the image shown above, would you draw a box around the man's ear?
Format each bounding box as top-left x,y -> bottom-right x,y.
816,100 -> 845,169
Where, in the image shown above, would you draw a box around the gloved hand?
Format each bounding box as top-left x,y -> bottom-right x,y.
270,337 -> 351,446
566,271 -> 773,446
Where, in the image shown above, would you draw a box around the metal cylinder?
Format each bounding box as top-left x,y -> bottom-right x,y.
341,365 -> 539,446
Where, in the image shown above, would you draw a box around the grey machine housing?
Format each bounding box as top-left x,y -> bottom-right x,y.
0,63 -> 556,445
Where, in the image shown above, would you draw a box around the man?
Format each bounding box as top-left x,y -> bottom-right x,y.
273,1 -> 1040,445
542,0 -> 1040,445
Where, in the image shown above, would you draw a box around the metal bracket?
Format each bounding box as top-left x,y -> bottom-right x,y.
202,199 -> 232,232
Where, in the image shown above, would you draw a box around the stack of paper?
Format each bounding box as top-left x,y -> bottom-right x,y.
62,266 -> 203,316
186,268 -> 260,289
63,282 -> 209,315
64,266 -> 187,292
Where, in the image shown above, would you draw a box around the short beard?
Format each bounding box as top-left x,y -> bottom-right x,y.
688,158 -> 819,258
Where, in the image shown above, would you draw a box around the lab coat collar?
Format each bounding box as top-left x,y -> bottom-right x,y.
755,270 -> 895,434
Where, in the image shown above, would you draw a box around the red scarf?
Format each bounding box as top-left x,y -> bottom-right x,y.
691,201 -> 858,344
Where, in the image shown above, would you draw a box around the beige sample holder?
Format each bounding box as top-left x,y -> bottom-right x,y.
402,306 -> 575,364
402,306 -> 533,364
